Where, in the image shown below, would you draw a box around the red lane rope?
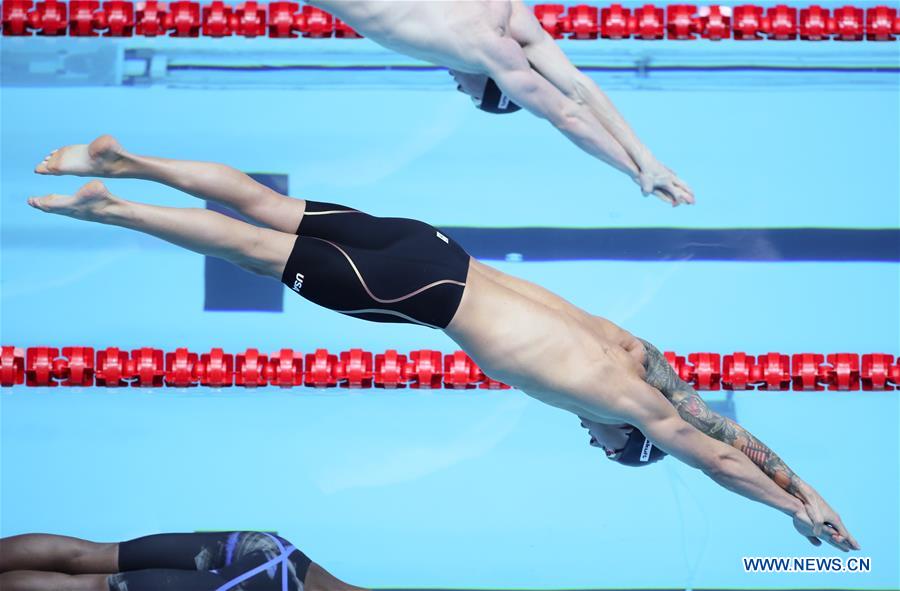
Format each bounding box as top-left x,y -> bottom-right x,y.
1,3 -> 898,41
1,346 -> 898,391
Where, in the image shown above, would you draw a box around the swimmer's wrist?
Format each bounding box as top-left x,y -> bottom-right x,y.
785,496 -> 806,517
633,149 -> 656,171
791,480 -> 815,503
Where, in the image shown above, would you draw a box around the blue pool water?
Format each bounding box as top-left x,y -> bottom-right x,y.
2,29 -> 899,591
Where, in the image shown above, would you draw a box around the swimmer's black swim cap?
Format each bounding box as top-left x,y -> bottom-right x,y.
476,78 -> 522,114
613,427 -> 668,467
582,418 -> 668,468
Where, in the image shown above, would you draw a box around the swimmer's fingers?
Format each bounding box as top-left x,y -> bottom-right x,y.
672,185 -> 693,206
804,508 -> 850,551
654,178 -> 693,208
821,531 -> 851,553
813,497 -> 860,552
826,517 -> 860,551
636,169 -> 690,207
673,176 -> 692,195
813,521 -> 854,552
650,188 -> 677,207
807,534 -> 848,552
672,177 -> 696,205
658,177 -> 693,206
845,530 -> 861,551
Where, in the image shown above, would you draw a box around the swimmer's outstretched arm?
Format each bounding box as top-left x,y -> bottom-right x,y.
609,381 -> 860,552
638,340 -> 859,552
481,48 -> 639,179
611,387 -> 843,550
506,1 -> 693,206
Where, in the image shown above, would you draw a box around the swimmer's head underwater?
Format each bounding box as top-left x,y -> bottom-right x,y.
582,420 -> 669,467
450,70 -> 522,114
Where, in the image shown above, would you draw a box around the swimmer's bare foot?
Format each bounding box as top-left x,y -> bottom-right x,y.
35,135 -> 131,178
27,180 -> 123,222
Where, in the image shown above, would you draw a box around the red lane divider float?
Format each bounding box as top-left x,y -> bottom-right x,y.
2,3 -> 898,40
2,345 -> 899,390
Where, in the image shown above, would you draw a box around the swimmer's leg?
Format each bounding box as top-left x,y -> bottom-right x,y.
29,180 -> 469,328
1,533 -> 368,591
28,181 -> 295,279
35,135 -> 304,234
0,571 -> 109,591
0,533 -> 118,574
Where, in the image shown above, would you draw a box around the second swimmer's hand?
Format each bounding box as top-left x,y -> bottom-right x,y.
792,498 -> 859,552
795,486 -> 860,552
792,508 -> 825,547
636,160 -> 695,207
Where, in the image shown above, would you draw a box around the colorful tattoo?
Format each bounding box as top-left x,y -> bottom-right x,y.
639,339 -> 802,495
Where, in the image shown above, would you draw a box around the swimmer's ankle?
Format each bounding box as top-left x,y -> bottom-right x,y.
101,198 -> 134,225
86,135 -> 132,178
114,152 -> 149,179
100,150 -> 142,180
81,189 -> 130,225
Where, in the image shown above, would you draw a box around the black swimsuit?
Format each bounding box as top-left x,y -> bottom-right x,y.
280,200 -> 471,329
107,532 -> 311,591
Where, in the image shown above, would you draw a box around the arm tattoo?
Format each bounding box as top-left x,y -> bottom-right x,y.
639,339 -> 802,496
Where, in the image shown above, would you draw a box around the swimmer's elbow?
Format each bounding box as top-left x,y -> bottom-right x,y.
701,446 -> 744,479
549,105 -> 584,133
668,422 -> 739,475
546,92 -> 590,130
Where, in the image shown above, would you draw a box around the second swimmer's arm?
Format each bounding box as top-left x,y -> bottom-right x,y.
508,3 -> 651,170
486,55 -> 639,180
507,1 -> 694,205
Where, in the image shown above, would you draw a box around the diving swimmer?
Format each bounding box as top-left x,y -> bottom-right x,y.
305,0 -> 694,207
29,136 -> 857,555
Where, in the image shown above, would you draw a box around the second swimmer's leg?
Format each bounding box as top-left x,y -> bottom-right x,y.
35,135 -> 304,234
0,571 -> 108,591
28,181 -> 295,279
109,532 -> 369,591
0,533 -> 117,575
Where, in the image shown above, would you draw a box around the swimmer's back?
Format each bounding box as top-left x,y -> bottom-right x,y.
308,0 -> 514,71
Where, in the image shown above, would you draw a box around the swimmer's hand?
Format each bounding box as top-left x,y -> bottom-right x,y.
636,159 -> 695,207
791,490 -> 860,552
